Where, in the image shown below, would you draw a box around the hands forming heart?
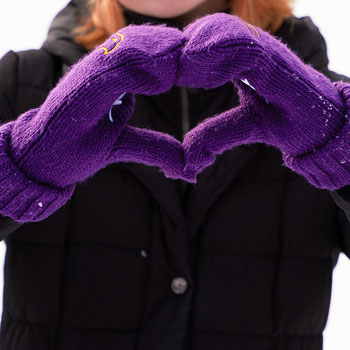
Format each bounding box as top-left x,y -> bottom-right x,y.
2,12 -> 350,223
105,13 -> 349,189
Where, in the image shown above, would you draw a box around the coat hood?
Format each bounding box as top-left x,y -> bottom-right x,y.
40,0 -> 90,66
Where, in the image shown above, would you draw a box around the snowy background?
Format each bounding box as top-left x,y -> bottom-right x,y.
0,0 -> 350,348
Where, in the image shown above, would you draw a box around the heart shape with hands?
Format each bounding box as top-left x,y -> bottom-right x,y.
2,13 -> 350,223
106,12 -> 347,191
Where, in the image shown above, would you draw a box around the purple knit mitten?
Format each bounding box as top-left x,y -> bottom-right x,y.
0,24 -> 193,223
177,13 -> 350,190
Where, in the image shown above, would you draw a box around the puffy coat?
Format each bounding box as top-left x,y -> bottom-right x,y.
1,1 -> 350,349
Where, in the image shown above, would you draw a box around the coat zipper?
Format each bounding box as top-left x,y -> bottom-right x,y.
180,86 -> 191,138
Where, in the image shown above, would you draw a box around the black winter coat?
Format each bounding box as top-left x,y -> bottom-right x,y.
1,2 -> 350,349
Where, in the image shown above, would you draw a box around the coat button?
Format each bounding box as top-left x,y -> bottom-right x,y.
171,277 -> 188,295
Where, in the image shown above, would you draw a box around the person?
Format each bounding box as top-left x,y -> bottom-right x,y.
0,0 -> 350,349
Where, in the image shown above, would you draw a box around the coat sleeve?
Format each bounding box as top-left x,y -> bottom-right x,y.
0,51 -> 25,240
0,51 -> 18,122
329,188 -> 350,259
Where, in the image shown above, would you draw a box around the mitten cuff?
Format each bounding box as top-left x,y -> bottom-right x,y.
0,122 -> 75,223
282,81 -> 350,190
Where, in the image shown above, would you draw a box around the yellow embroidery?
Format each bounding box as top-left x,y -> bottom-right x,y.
237,18 -> 260,38
247,23 -> 260,38
100,33 -> 125,55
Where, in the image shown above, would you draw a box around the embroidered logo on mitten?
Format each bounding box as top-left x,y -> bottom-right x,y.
237,18 -> 260,38
100,33 -> 125,55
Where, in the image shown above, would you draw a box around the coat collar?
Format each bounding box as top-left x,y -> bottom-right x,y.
123,144 -> 259,238
122,6 -> 232,30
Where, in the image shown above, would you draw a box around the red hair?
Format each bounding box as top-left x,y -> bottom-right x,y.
72,0 -> 293,51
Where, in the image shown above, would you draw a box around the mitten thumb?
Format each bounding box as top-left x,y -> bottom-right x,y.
107,125 -> 198,183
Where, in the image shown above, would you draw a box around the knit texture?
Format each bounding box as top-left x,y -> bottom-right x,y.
0,24 -> 193,223
178,13 -> 350,190
283,82 -> 350,189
